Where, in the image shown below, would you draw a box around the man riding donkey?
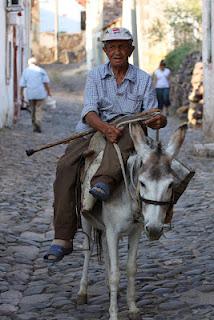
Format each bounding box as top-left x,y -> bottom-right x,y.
44,27 -> 186,262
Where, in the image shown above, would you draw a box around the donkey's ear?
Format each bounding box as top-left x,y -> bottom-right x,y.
129,123 -> 151,160
165,124 -> 187,160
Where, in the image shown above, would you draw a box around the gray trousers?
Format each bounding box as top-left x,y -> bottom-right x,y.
29,99 -> 46,130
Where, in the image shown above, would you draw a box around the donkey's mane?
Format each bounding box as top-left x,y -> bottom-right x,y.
155,142 -> 163,155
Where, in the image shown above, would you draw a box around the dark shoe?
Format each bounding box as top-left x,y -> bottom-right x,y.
89,182 -> 110,201
33,124 -> 42,133
44,244 -> 73,263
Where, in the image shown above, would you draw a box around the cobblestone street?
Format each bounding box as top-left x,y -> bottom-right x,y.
0,64 -> 214,320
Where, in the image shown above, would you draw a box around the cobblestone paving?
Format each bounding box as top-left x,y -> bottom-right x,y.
0,64 -> 214,320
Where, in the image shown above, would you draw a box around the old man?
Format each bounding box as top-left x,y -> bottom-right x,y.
44,27 -> 166,262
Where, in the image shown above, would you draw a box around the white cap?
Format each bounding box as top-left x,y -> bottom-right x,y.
102,27 -> 133,42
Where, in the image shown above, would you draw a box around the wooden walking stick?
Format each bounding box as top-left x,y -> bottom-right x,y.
25,129 -> 95,157
25,109 -> 161,157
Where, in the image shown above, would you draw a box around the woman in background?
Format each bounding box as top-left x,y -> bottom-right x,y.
154,60 -> 171,116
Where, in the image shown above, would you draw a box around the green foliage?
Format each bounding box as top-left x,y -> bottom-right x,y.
164,42 -> 201,72
148,0 -> 202,46
165,0 -> 202,45
148,18 -> 165,43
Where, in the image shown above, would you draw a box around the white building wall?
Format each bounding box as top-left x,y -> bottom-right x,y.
0,1 -> 13,128
86,0 -> 103,69
122,0 -> 138,66
39,0 -> 83,33
202,0 -> 214,139
126,0 -> 173,74
0,0 -> 31,129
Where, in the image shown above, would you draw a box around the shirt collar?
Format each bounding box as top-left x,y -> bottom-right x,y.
101,62 -> 112,79
124,64 -> 136,83
101,62 -> 136,83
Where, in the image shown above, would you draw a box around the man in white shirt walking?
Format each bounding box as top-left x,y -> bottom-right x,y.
154,60 -> 171,116
20,57 -> 51,132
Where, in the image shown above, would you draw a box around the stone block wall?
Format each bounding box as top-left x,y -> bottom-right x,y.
170,51 -> 202,110
37,32 -> 86,64
172,52 -> 204,126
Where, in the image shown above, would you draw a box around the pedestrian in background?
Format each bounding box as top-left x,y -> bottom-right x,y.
20,57 -> 51,133
154,60 -> 171,116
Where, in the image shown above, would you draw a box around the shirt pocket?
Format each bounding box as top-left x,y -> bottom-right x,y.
125,93 -> 144,112
99,97 -> 114,111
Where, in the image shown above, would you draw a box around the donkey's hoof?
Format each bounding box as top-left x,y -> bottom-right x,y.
128,309 -> 141,320
76,294 -> 88,305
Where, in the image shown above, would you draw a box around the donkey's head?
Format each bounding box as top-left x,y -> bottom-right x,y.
130,123 -> 187,240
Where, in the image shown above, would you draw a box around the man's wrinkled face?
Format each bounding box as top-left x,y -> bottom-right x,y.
103,40 -> 134,68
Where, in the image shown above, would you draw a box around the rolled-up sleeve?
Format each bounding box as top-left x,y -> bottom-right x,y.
42,70 -> 50,83
143,76 -> 158,110
81,73 -> 99,122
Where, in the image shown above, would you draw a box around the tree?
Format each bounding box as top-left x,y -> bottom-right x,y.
165,0 -> 202,46
148,0 -> 202,46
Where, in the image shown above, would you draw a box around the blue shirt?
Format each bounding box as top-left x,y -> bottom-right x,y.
20,64 -> 50,100
76,62 -> 158,131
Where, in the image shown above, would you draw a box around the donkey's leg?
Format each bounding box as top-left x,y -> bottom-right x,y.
102,234 -> 110,289
106,229 -> 119,320
127,226 -> 142,320
77,217 -> 92,305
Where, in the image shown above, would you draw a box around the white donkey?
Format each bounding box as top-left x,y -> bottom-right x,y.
78,123 -> 187,320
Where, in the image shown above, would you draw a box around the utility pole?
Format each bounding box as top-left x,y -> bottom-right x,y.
54,0 -> 59,61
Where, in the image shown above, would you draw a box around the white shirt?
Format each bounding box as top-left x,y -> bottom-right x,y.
154,68 -> 171,88
20,64 -> 50,100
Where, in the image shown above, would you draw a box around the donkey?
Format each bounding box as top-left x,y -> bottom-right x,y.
77,123 -> 187,320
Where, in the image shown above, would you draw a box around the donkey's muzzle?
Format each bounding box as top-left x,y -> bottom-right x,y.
145,224 -> 163,240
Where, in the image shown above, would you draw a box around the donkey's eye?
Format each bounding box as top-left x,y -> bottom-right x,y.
168,182 -> 173,189
140,181 -> 146,188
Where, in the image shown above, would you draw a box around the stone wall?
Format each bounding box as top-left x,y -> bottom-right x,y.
38,32 -> 86,64
170,51 -> 202,110
171,51 -> 203,126
188,62 -> 203,126
103,0 -> 122,26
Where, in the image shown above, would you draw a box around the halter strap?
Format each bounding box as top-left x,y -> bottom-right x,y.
141,195 -> 175,206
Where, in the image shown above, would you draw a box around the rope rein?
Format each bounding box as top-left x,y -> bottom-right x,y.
113,115 -> 161,202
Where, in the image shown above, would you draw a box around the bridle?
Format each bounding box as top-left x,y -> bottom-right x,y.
141,193 -> 175,206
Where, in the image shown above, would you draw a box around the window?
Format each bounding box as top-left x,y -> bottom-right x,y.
81,11 -> 86,31
7,0 -> 20,5
7,0 -> 23,10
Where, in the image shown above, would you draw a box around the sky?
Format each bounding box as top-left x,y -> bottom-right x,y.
39,0 -> 84,33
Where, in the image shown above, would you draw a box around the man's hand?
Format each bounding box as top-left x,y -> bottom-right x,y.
85,111 -> 124,143
103,124 -> 123,143
144,113 -> 167,129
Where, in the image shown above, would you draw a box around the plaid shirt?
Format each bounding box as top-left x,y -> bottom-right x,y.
76,62 -> 158,131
